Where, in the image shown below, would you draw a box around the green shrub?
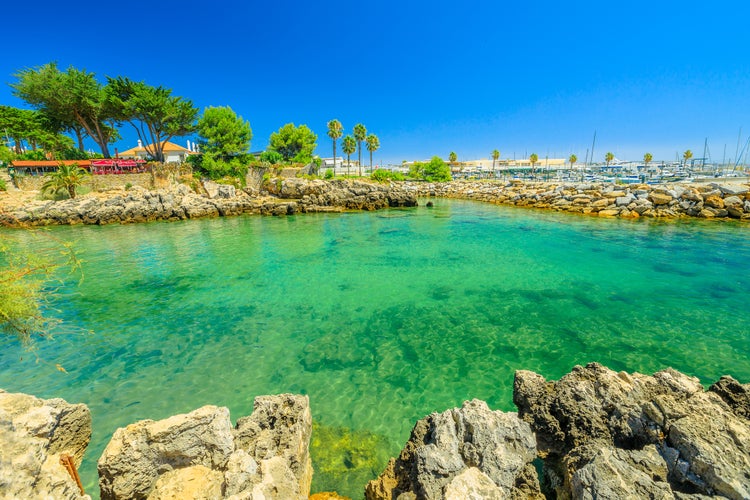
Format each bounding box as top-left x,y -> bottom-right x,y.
0,177 -> 6,191
259,150 -> 284,165
408,156 -> 452,182
324,168 -> 334,179
370,169 -> 404,182
124,182 -> 133,190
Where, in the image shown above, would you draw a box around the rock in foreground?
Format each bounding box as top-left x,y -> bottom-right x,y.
98,394 -> 312,500
0,389 -> 91,499
365,399 -> 543,499
514,362 -> 750,499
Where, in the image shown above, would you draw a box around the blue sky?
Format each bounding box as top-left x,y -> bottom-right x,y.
2,0 -> 749,165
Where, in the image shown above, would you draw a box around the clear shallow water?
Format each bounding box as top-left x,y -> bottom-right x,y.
1,199 -> 749,498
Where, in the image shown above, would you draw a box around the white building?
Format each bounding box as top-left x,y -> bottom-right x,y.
119,140 -> 196,163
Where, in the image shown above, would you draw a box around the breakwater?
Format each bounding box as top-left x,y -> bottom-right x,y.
404,180 -> 750,220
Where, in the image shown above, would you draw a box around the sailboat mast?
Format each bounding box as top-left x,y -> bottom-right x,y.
589,131 -> 596,167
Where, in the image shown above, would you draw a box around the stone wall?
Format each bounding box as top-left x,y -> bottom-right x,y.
14,173 -> 152,192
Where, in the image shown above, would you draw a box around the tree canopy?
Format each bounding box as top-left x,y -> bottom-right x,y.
327,119 -> 343,170
605,152 -> 615,166
409,156 -> 451,182
268,123 -> 317,163
107,77 -> 198,162
342,135 -> 356,176
365,134 -> 380,169
353,123 -> 367,176
194,106 -> 252,180
12,62 -> 117,157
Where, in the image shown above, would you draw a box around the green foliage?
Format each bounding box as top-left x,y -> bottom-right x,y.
370,169 -> 404,182
324,168 -> 334,179
604,152 -> 615,165
529,153 -> 539,167
644,152 -> 653,165
59,147 -> 90,161
195,155 -> 248,181
268,123 -> 317,163
193,106 -> 252,181
0,145 -> 16,165
683,149 -> 693,163
569,153 -> 578,165
259,150 -> 283,165
327,119 -> 343,172
40,163 -> 90,199
449,151 -> 457,163
342,135 -> 356,176
365,134 -> 380,169
353,123 -> 367,176
0,177 -> 6,191
409,156 -> 452,182
18,150 -> 47,161
0,233 -> 80,347
12,62 -> 118,157
124,182 -> 133,190
196,106 -> 252,157
107,76 -> 198,162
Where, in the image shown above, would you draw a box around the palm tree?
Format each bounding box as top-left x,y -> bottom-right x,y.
342,135 -> 356,177
353,123 -> 367,176
449,151 -> 457,163
605,152 -> 614,167
366,134 -> 380,170
569,153 -> 577,168
41,163 -> 90,199
644,152 -> 653,167
327,119 -> 343,174
529,153 -> 538,177
492,149 -> 500,178
683,149 -> 693,167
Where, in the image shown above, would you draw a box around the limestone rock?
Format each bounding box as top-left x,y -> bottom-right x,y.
443,467 -> 504,499
147,465 -> 224,499
365,399 -> 542,499
569,444 -> 673,499
710,376 -> 750,420
0,389 -> 92,500
514,363 -> 750,499
98,405 -> 234,500
231,394 -> 313,498
649,192 -> 673,205
98,395 -> 312,500
714,183 -> 749,196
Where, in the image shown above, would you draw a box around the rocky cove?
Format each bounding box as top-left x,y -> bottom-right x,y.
2,364 -> 748,499
3,177 -> 750,228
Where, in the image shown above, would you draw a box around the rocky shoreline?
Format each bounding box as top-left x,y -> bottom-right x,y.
404,180 -> 750,220
3,178 -> 750,227
0,178 -> 417,227
2,364 -> 748,499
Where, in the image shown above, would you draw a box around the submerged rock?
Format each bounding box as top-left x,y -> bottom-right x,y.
0,389 -> 92,499
365,399 -> 543,499
513,362 -> 750,499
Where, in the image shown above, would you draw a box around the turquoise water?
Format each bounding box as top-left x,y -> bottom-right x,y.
1,199 -> 749,498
